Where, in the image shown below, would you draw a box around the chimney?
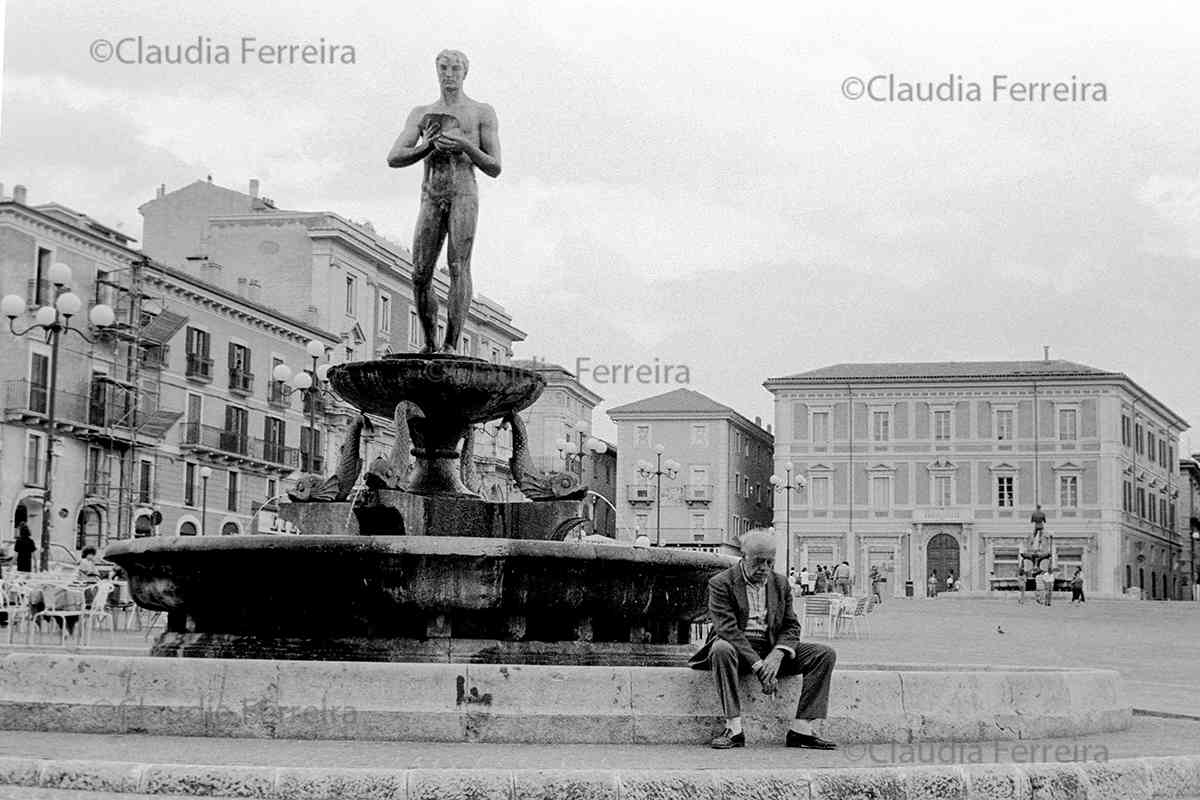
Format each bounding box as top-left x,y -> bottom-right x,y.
1043,346 -> 1050,363
767,423 -> 773,435
236,276 -> 248,297
12,185 -> 27,204
202,260 -> 223,287
249,178 -> 259,198
247,279 -> 262,303
755,415 -> 762,428
156,184 -> 166,199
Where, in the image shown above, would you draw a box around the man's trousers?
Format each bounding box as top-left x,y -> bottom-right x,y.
706,636 -> 836,720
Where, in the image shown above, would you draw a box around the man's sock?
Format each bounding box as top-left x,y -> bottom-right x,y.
726,717 -> 743,736
789,719 -> 813,736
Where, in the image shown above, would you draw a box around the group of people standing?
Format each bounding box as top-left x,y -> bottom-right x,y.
788,562 -> 854,596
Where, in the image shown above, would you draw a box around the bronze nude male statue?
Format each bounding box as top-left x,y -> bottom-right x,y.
387,49 -> 502,354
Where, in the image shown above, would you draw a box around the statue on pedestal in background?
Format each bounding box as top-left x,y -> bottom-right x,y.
1028,504 -> 1047,554
387,49 -> 502,354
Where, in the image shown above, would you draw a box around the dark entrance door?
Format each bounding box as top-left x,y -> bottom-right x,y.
926,532 -> 961,591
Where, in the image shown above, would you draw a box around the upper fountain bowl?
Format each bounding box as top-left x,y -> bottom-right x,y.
327,354 -> 546,422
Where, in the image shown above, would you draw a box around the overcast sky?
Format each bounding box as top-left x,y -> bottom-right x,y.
3,1 -> 1200,445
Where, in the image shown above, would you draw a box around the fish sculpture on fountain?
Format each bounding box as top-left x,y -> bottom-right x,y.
287,414 -> 372,502
504,412 -> 587,501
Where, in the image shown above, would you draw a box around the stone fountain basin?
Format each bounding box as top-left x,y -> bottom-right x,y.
105,535 -> 735,647
325,354 -> 545,421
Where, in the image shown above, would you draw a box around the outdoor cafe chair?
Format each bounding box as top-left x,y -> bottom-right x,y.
30,582 -> 87,646
835,596 -> 871,639
80,580 -> 116,645
799,595 -> 835,639
2,579 -> 32,644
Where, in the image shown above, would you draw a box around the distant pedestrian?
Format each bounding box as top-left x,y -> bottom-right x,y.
869,566 -> 883,604
1017,567 -> 1027,604
1037,568 -> 1054,606
927,570 -> 939,598
799,566 -> 810,596
834,561 -> 852,596
946,571 -> 956,592
1070,567 -> 1085,604
815,566 -> 829,594
14,523 -> 36,573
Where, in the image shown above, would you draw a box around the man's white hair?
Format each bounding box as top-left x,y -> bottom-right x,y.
740,528 -> 776,554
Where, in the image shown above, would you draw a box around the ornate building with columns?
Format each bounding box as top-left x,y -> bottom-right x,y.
764,361 -> 1188,600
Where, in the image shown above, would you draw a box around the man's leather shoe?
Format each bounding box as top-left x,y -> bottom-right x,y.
785,730 -> 837,750
710,729 -> 746,749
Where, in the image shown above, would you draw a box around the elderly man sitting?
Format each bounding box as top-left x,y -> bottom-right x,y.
688,529 -> 838,750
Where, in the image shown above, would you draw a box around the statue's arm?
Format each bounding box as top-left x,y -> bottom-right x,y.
387,108 -> 433,168
457,104 -> 501,178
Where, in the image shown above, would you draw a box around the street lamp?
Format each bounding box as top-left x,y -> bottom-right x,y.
769,463 -> 807,577
271,339 -> 331,472
636,444 -> 680,547
2,264 -> 115,570
557,419 -> 607,478
199,466 -> 212,536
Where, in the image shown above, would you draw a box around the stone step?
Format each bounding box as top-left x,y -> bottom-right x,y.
0,653 -> 1129,745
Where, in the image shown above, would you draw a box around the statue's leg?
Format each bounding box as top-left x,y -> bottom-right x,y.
412,196 -> 450,354
442,194 -> 479,353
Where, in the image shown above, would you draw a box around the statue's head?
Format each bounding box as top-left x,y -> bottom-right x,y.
436,50 -> 469,89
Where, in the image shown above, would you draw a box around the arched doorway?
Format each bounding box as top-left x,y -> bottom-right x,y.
179,521 -> 198,536
76,505 -> 104,551
926,532 -> 960,591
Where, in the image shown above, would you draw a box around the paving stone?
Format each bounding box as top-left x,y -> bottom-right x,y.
0,756 -> 42,787
712,769 -> 811,800
512,769 -> 618,800
275,766 -> 407,800
963,764 -> 1032,800
141,764 -> 276,797
617,770 -> 716,800
809,767 -> 907,800
1078,760 -> 1151,800
38,760 -> 141,793
406,768 -> 510,800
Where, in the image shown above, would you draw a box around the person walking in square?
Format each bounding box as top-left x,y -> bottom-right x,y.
689,529 -> 838,750
1070,567 -> 1085,604
927,570 -> 939,598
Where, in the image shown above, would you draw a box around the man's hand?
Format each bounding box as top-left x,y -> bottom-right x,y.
756,648 -> 785,694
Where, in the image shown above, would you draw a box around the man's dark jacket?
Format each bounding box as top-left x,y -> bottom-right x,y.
688,564 -> 803,669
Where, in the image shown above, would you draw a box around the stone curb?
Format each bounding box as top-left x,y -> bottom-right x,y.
0,753 -> 1197,799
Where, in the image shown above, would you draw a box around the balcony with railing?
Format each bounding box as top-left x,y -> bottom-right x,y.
626,484 -> 658,505
229,369 -> 254,395
682,483 -> 714,504
3,379 -> 176,444
186,354 -> 214,381
179,422 -> 299,473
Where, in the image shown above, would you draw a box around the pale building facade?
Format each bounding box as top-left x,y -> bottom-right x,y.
510,358 -> 615,535
1,185 -> 340,562
138,178 -> 526,497
608,388 -> 774,553
764,361 -> 1188,600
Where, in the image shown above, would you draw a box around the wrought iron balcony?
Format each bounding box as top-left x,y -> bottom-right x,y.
179,422 -> 299,473
3,379 -> 176,443
229,369 -> 254,394
186,354 -> 214,381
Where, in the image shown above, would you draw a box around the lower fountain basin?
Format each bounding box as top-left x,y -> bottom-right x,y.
105,535 -> 736,659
